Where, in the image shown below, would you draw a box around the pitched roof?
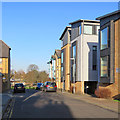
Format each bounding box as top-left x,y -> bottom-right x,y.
54,49 -> 61,58
51,55 -> 56,60
0,40 -> 11,49
96,10 -> 120,20
59,26 -> 71,40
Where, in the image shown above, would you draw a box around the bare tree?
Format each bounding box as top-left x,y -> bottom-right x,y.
27,64 -> 39,72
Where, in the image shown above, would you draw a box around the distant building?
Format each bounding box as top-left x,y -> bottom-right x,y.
96,10 -> 120,98
0,40 -> 11,92
59,26 -> 71,91
47,55 -> 56,80
54,49 -> 61,89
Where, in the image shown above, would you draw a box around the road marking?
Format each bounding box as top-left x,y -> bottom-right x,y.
9,98 -> 15,119
23,91 -> 42,102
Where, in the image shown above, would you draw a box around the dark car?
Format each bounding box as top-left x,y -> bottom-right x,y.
14,83 -> 25,93
36,83 -> 44,90
43,82 -> 57,92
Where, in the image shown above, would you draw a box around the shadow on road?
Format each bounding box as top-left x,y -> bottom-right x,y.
11,89 -> 74,118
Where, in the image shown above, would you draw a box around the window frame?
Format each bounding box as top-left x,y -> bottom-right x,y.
83,25 -> 93,35
100,24 -> 110,50
92,46 -> 97,71
100,56 -> 109,77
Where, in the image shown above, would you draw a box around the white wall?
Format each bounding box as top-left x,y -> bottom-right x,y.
71,34 -> 99,82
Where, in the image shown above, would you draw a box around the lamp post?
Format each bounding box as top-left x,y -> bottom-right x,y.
70,58 -> 75,94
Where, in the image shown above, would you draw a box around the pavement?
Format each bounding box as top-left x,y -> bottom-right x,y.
57,90 -> 120,114
0,90 -> 13,119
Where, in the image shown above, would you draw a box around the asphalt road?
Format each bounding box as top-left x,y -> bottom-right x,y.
6,89 -> 118,119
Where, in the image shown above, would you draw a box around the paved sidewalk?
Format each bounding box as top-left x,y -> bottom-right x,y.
57,91 -> 119,114
0,90 -> 13,119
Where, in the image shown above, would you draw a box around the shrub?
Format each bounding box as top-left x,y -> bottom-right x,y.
95,88 -> 111,98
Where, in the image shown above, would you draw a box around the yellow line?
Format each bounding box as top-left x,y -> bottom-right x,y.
9,98 -> 15,119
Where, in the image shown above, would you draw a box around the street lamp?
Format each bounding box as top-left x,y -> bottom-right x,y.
70,58 -> 75,94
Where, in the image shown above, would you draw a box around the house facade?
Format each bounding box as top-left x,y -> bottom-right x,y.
0,40 -> 11,92
59,26 -> 71,91
69,20 -> 100,94
54,49 -> 61,89
96,10 -> 120,98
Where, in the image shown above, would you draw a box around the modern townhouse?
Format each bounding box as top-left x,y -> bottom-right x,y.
69,19 -> 100,94
54,49 -> 61,89
96,10 -> 120,98
0,40 -> 11,92
59,26 -> 71,91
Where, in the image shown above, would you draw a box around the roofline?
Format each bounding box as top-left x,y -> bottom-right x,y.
54,49 -> 61,58
96,10 -> 120,20
0,40 -> 11,49
69,19 -> 100,25
59,26 -> 71,40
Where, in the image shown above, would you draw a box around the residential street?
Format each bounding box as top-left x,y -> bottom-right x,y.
3,89 -> 118,119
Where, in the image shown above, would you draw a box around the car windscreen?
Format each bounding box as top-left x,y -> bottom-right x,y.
46,82 -> 51,85
51,82 -> 56,86
15,84 -> 23,87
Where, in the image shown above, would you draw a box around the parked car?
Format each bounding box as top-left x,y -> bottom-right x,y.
14,83 -> 25,93
32,83 -> 37,89
43,82 -> 57,92
36,83 -> 44,90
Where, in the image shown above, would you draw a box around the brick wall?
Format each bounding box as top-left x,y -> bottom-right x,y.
71,81 -> 84,94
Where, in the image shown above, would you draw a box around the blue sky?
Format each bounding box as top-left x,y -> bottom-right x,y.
2,2 -> 118,72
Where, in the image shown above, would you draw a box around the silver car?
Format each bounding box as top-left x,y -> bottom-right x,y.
43,82 -> 57,92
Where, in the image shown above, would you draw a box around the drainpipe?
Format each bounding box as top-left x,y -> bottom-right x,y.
81,20 -> 84,94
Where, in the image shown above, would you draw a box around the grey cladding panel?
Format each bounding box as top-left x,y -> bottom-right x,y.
63,31 -> 68,46
71,22 -> 81,41
100,13 -> 120,27
0,41 -> 9,58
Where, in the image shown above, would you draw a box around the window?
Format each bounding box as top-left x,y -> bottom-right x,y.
71,44 -> 76,83
101,27 -> 108,50
73,45 -> 76,59
101,56 -> 108,77
92,46 -> 97,70
61,67 -> 63,77
84,25 -> 92,34
79,25 -> 81,35
96,26 -> 100,35
61,52 -> 63,63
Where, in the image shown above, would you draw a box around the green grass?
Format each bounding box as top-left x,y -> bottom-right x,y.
113,100 -> 120,102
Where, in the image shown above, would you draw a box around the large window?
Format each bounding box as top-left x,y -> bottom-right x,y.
71,44 -> 76,83
73,45 -> 76,59
101,56 -> 108,77
92,46 -> 97,70
79,25 -> 81,35
101,27 -> 108,50
84,25 -> 92,34
61,52 -> 63,63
